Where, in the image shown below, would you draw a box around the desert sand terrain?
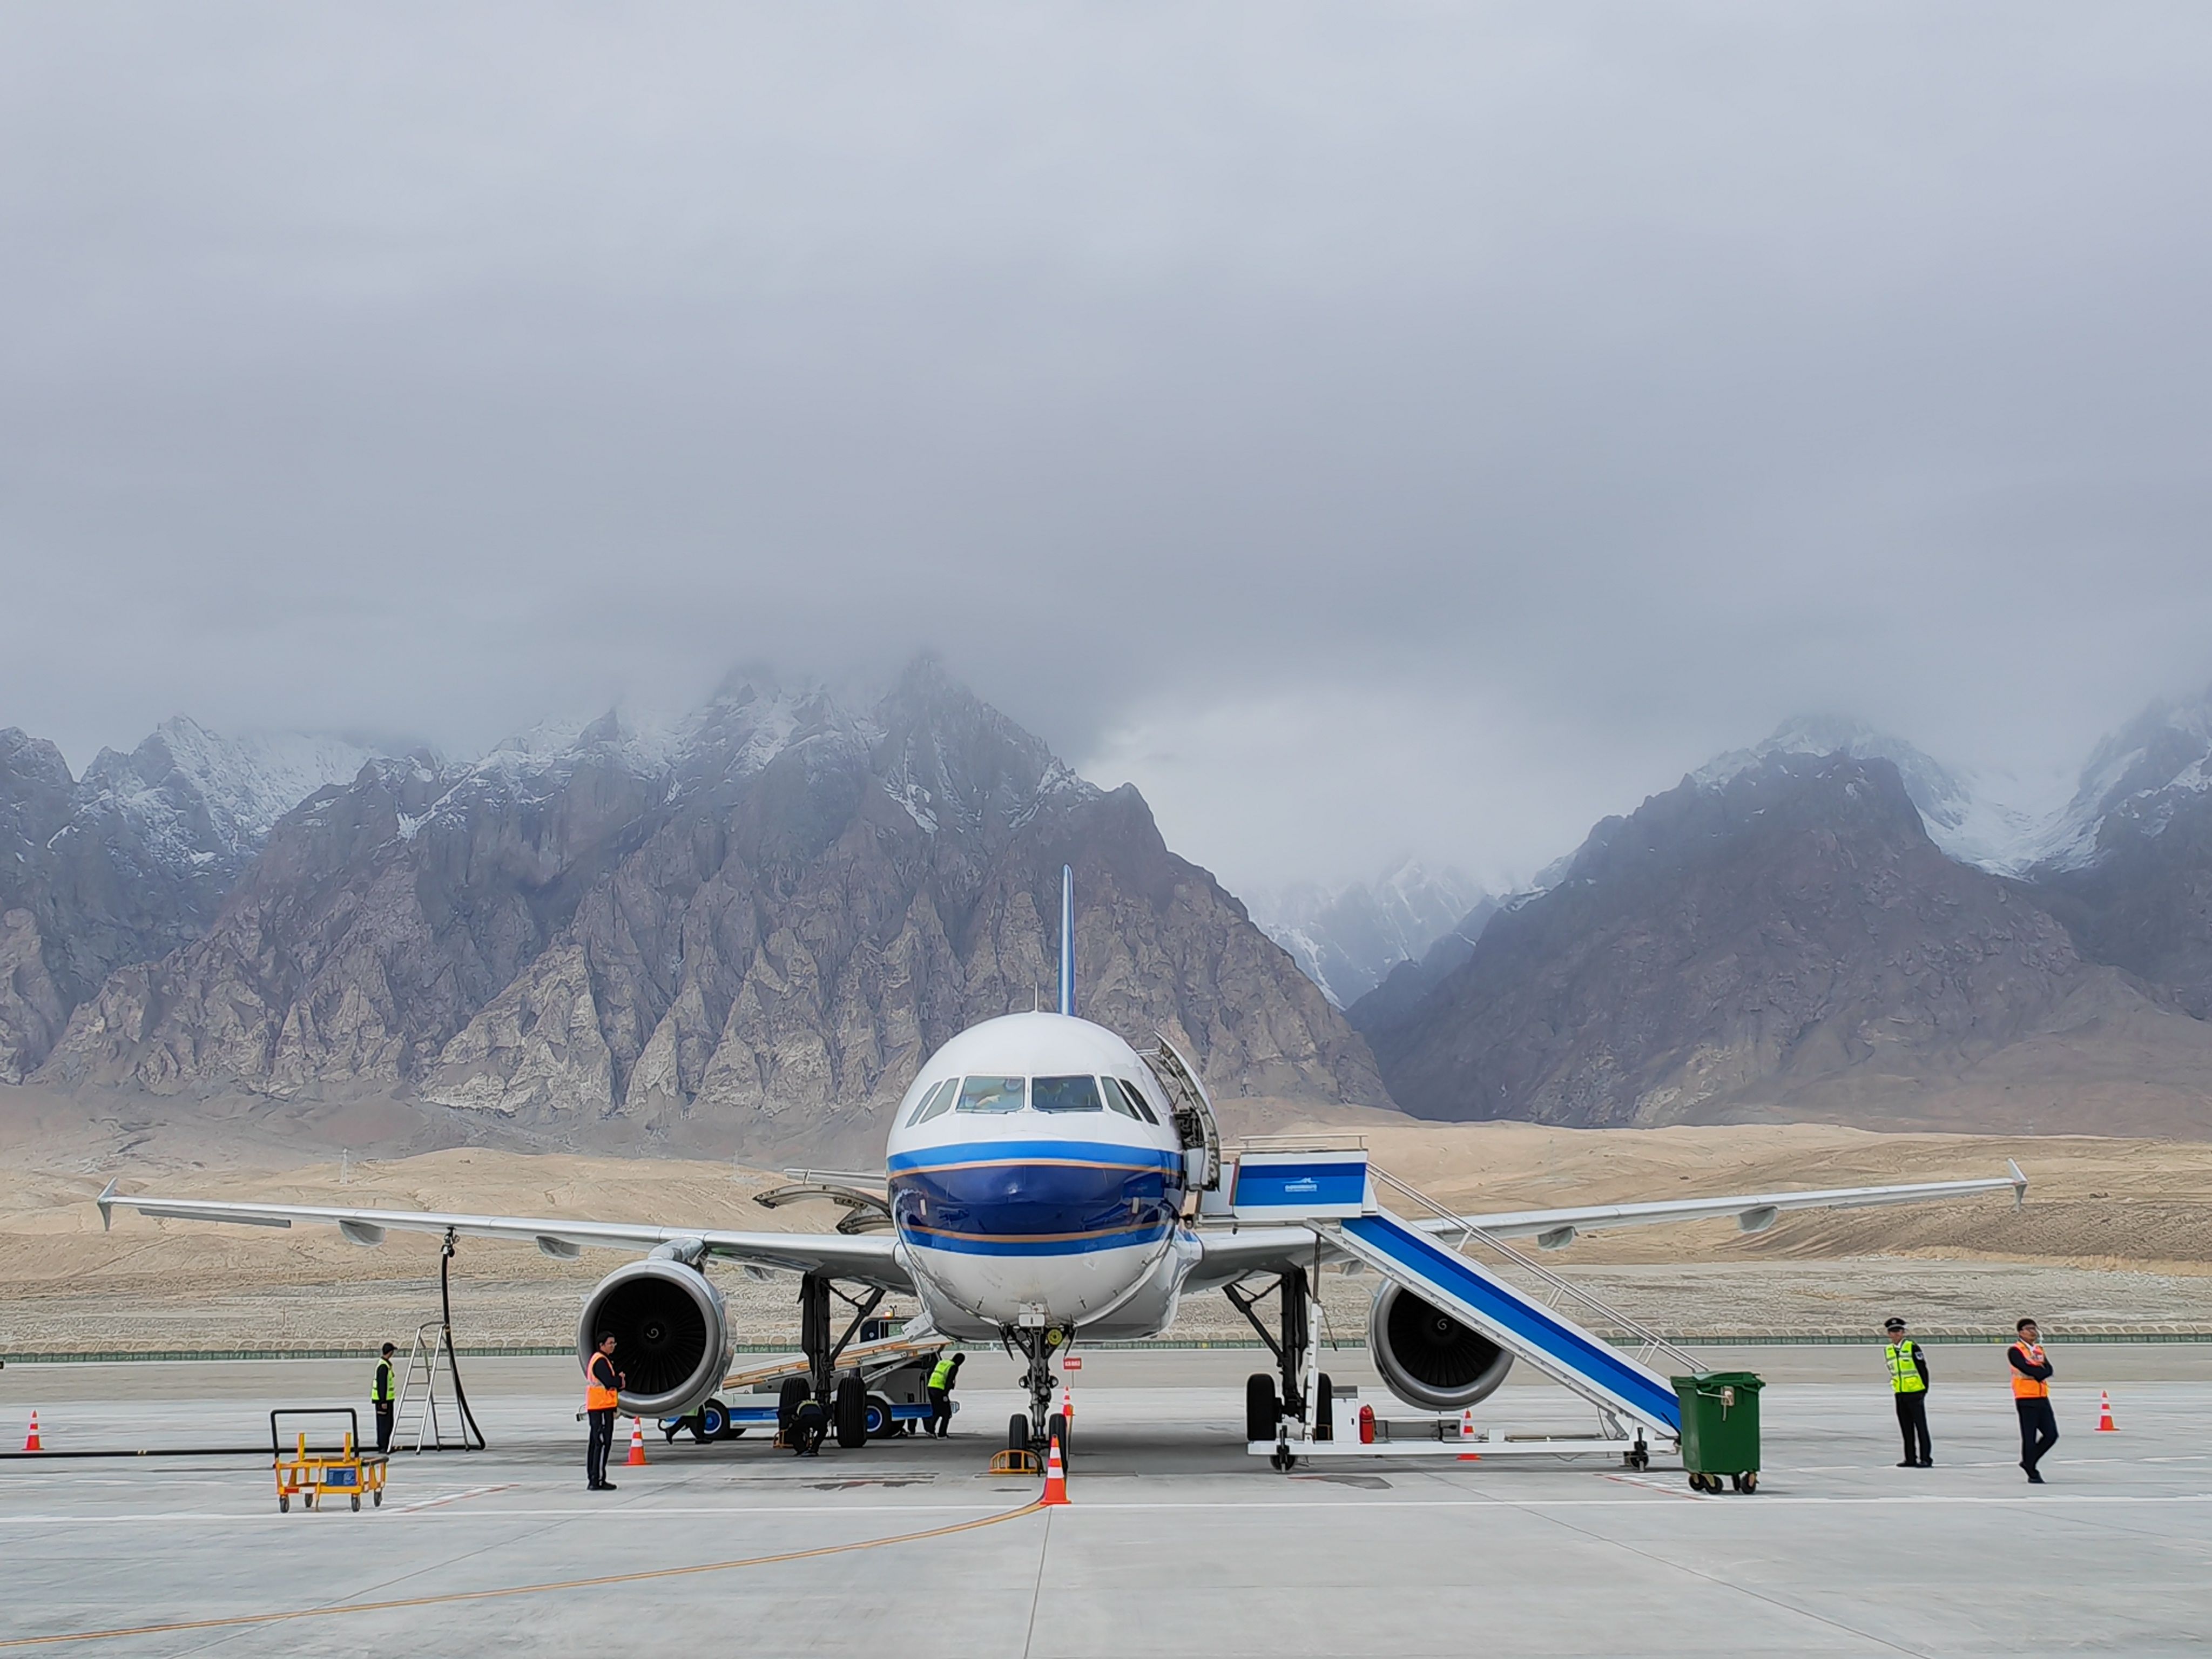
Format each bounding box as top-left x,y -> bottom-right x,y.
6,1079 -> 2210,1354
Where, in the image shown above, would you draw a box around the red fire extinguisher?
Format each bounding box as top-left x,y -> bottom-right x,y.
1358,1404 -> 1375,1445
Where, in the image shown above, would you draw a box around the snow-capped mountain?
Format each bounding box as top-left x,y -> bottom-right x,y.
75,718 -> 385,869
1692,716 -> 2058,875
2028,686 -> 2212,874
1248,859 -> 1485,1006
0,717 -> 390,1080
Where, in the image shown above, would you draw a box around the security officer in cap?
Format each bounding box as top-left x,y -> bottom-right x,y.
927,1350 -> 965,1437
372,1342 -> 398,1453
1882,1318 -> 1931,1467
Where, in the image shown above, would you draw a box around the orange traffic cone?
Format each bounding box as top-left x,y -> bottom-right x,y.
626,1417 -> 648,1466
1457,1407 -> 1480,1461
1040,1429 -> 1069,1506
1058,1385 -> 1074,1426
2097,1390 -> 2117,1433
23,1411 -> 42,1453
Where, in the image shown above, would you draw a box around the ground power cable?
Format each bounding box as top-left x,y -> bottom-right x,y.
0,1499 -> 1048,1651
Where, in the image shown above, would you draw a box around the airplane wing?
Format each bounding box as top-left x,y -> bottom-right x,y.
95,1183 -> 910,1289
1188,1164 -> 2026,1286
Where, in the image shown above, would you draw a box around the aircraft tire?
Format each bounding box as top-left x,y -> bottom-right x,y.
777,1376 -> 809,1437
1008,1413 -> 1029,1454
834,1374 -> 869,1448
1049,1412 -> 1070,1461
1245,1373 -> 1278,1444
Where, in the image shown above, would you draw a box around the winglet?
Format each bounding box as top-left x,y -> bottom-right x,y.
1057,864 -> 1075,1018
2007,1160 -> 2028,1209
97,1177 -> 119,1233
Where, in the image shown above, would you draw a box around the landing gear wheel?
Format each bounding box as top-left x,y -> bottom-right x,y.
834,1374 -> 869,1449
1314,1374 -> 1334,1443
1048,1412 -> 1070,1463
1008,1413 -> 1030,1455
1245,1373 -> 1279,1444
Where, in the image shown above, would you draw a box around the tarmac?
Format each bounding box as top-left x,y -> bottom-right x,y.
3,1345 -> 2209,1656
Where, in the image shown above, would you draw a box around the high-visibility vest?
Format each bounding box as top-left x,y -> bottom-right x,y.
1885,1343 -> 1925,1395
2009,1341 -> 2049,1400
584,1355 -> 621,1412
373,1360 -> 394,1405
929,1355 -> 956,1391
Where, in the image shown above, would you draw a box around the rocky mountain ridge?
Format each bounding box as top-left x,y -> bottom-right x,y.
33,662 -> 1385,1158
0,719 -> 380,1082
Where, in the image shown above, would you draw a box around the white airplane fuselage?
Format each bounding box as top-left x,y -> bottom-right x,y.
884,1012 -> 1202,1342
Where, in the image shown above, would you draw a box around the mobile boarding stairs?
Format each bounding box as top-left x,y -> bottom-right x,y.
1211,1138 -> 1695,1470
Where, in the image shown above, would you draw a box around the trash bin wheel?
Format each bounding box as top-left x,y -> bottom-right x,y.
1739,1471 -> 1758,1493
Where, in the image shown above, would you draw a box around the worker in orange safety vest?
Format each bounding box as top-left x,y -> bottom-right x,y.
584,1332 -> 625,1492
2008,1317 -> 2058,1484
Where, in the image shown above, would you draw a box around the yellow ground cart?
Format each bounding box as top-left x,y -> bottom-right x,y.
271,1409 -> 388,1514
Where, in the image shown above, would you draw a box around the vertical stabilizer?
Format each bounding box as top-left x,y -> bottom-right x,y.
1058,864 -> 1075,1017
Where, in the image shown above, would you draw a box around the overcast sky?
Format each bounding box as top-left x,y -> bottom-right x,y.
4,4 -> 2209,895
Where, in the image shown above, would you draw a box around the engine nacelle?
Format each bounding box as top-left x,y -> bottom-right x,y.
577,1259 -> 732,1419
1367,1283 -> 1514,1412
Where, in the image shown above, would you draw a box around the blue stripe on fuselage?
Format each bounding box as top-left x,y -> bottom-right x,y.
890,1153 -> 1183,1258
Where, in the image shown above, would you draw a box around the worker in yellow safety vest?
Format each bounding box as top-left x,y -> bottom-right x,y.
372,1342 -> 397,1454
2008,1317 -> 2058,1483
1882,1317 -> 1932,1468
584,1333 -> 625,1492
927,1350 -> 965,1438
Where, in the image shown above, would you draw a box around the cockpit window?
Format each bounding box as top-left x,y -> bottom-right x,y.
1104,1077 -> 1161,1124
905,1077 -> 959,1127
1032,1075 -> 1103,1113
955,1075 -> 1025,1114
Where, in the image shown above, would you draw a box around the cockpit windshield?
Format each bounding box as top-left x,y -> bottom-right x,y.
1031,1075 -> 1103,1112
905,1076 -> 959,1126
955,1075 -> 1025,1113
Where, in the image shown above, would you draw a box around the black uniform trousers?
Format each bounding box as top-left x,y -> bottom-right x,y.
928,1386 -> 953,1437
2017,1398 -> 2059,1474
374,1403 -> 395,1454
1893,1391 -> 1931,1464
586,1407 -> 617,1486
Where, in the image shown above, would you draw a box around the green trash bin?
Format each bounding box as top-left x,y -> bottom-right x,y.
1671,1372 -> 1764,1494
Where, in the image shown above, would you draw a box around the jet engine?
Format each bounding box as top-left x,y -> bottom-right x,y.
577,1259 -> 732,1419
1367,1283 -> 1514,1412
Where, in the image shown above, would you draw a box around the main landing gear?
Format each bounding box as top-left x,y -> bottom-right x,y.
794,1271 -> 882,1451
1226,1267 -> 1332,1469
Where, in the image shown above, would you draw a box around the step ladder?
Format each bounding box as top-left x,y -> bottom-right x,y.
391,1321 -> 480,1452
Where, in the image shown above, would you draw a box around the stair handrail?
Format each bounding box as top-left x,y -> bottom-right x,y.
1365,1163 -> 1701,1377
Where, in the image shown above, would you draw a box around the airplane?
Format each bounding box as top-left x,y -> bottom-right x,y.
97,867 -> 2027,1460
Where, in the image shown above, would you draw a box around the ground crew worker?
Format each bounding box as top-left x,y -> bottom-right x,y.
788,1395 -> 828,1456
1881,1318 -> 1931,1467
372,1342 -> 397,1454
2009,1317 -> 2058,1483
584,1333 -> 625,1492
927,1350 -> 965,1438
